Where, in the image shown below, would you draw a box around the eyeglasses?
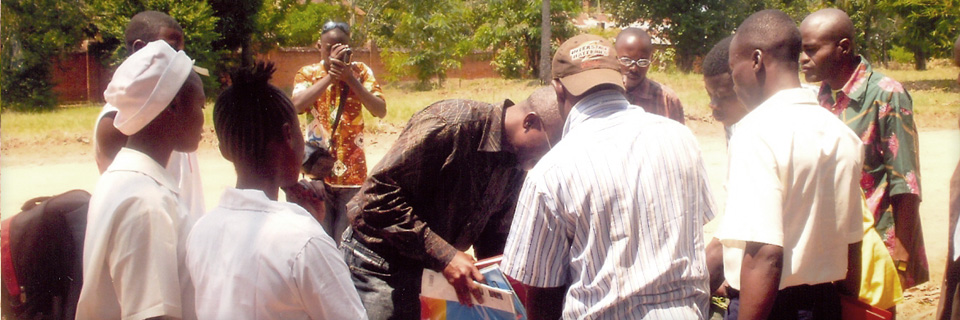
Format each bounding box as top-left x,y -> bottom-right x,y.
322,21 -> 350,35
618,57 -> 651,68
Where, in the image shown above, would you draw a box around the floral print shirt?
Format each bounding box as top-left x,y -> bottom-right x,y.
817,56 -> 927,288
293,61 -> 383,187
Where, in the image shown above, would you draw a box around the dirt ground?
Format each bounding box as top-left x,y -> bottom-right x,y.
1,119 -> 956,318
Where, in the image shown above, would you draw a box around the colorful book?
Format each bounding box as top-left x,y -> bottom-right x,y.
420,269 -> 517,320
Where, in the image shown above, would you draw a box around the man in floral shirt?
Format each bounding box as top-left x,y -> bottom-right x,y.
800,8 -> 927,291
292,21 -> 386,243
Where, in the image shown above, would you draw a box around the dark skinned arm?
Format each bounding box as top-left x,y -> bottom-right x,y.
890,193 -> 920,266
95,111 -> 128,173
526,285 -> 566,320
331,58 -> 386,118
706,237 -> 726,294
738,241 -> 783,320
291,73 -> 335,114
838,241 -> 862,296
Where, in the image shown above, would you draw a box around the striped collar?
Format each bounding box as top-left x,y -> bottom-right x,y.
562,89 -> 635,137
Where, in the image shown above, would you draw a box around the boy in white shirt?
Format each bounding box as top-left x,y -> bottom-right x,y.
185,62 -> 366,319
78,40 -> 205,320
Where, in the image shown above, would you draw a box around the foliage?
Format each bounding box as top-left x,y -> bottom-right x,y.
1,0 -> 87,111
83,0 -> 222,95
605,0 -> 755,73
276,2 -> 351,47
490,46 -> 528,78
357,0 -> 474,89
469,0 -> 581,79
207,0 -> 263,68
879,0 -> 960,70
888,45 -> 914,64
251,0 -> 300,49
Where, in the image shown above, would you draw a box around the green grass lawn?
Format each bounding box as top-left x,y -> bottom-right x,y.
3,65 -> 957,145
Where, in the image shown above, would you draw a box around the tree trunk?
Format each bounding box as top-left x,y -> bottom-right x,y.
912,47 -> 927,71
677,53 -> 695,73
539,0 -> 552,83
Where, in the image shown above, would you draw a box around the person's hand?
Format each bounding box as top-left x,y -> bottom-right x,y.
282,180 -> 326,223
327,44 -> 354,81
442,251 -> 485,306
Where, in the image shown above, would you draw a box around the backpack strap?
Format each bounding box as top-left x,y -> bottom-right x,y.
1,218 -> 22,303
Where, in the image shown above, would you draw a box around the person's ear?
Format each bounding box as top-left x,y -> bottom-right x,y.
551,79 -> 565,104
522,112 -> 540,131
751,49 -> 763,73
838,38 -> 852,56
281,122 -> 297,148
131,39 -> 147,52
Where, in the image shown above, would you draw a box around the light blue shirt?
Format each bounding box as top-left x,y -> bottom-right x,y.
501,90 -> 717,319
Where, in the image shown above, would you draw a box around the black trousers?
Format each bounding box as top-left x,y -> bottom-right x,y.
725,283 -> 841,320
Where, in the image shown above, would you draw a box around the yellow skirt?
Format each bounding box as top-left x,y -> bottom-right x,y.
858,194 -> 903,310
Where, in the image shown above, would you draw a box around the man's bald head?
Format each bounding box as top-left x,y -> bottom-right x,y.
615,28 -> 654,90
729,10 -> 802,109
799,8 -> 860,88
954,34 -> 960,67
732,9 -> 802,66
800,8 -> 856,55
616,28 -> 652,47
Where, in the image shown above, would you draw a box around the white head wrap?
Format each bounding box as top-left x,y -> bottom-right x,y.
104,40 -> 195,135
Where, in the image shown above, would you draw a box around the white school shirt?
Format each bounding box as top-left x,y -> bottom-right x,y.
94,104 -> 205,219
185,188 -> 367,320
501,90 -> 717,319
77,148 -> 197,320
716,88 -> 864,291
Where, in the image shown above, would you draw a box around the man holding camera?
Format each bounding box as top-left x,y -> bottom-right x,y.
292,21 -> 387,243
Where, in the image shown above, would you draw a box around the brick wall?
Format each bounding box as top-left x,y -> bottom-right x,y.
51,47 -> 499,103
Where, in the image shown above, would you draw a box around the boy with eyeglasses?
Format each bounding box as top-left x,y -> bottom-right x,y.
292,21 -> 387,244
615,27 -> 685,123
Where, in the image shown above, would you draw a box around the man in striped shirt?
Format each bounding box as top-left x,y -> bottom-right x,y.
501,34 -> 717,319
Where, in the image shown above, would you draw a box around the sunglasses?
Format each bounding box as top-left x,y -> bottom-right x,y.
618,57 -> 652,68
322,21 -> 350,35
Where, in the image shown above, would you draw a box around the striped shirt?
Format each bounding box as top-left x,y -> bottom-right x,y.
501,90 -> 716,319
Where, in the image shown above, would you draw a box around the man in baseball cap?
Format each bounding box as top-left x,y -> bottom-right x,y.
77,39 -> 205,320
500,34 -> 717,319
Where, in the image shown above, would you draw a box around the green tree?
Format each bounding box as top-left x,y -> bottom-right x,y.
605,0 -> 754,73
469,0 -> 580,79
84,0 -> 222,94
208,0 -> 263,68
276,2 -> 351,47
880,0 -> 959,70
1,0 -> 87,111
356,0 -> 474,89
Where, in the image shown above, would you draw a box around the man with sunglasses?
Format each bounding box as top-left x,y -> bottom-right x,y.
292,21 -> 387,244
615,27 -> 685,124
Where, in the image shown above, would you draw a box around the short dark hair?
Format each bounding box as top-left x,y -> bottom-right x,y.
214,61 -> 297,168
734,9 -> 802,65
125,11 -> 183,52
703,36 -> 733,77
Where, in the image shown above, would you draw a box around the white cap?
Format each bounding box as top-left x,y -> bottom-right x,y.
105,40 -> 195,135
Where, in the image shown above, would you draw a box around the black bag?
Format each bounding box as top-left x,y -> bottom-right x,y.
1,189 -> 89,320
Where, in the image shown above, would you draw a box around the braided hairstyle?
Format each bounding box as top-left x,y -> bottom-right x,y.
214,61 -> 298,170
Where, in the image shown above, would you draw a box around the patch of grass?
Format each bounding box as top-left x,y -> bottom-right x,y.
1,102 -> 218,144
3,66 -> 957,146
